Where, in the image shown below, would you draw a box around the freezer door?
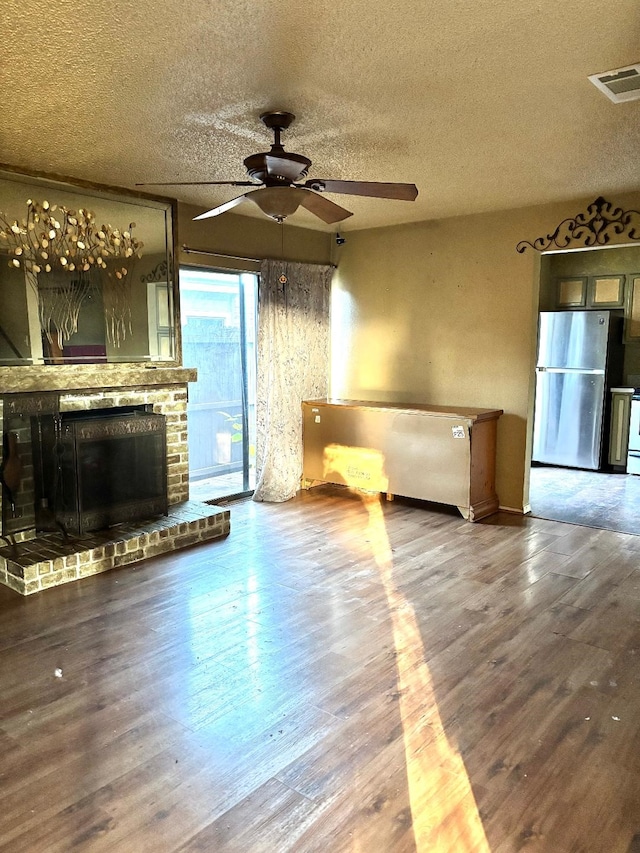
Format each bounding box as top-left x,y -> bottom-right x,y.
532,369 -> 605,469
537,311 -> 610,370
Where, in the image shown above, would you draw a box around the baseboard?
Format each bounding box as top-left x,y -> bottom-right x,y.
498,504 -> 530,515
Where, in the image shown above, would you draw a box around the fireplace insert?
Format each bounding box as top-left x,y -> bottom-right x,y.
32,407 -> 168,535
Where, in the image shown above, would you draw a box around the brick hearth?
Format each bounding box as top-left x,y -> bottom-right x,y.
0,500 -> 229,595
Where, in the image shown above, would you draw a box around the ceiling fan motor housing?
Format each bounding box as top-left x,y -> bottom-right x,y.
243,151 -> 311,185
242,110 -> 311,185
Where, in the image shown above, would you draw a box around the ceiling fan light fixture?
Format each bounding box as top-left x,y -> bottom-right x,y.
248,186 -> 303,221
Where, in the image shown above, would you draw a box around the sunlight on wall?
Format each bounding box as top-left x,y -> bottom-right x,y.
330,275 -> 409,398
330,281 -> 354,396
355,319 -> 400,394
323,445 -> 491,852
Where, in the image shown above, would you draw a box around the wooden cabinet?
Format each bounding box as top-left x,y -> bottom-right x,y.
625,274 -> 640,342
590,275 -> 625,308
301,399 -> 502,521
555,275 -> 625,310
556,277 -> 587,308
609,388 -> 634,470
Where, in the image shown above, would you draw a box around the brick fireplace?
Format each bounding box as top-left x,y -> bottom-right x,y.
0,365 -> 230,594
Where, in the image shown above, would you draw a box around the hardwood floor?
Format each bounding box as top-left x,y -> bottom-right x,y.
529,464 -> 640,535
1,485 -> 640,852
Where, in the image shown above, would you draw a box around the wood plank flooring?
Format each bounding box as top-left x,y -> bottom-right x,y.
529,465 -> 640,535
1,485 -> 640,852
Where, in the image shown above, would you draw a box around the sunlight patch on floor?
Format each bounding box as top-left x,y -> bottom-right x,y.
324,445 -> 491,852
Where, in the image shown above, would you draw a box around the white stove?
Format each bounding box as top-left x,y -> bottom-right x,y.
627,391 -> 640,474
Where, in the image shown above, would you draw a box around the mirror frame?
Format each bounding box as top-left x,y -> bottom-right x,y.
0,163 -> 181,368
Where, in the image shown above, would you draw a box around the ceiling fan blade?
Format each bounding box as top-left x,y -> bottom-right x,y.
264,155 -> 311,183
192,193 -> 250,221
298,189 -> 353,224
136,180 -> 258,188
302,179 -> 418,201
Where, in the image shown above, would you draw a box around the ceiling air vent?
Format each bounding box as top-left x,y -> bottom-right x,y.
588,63 -> 640,103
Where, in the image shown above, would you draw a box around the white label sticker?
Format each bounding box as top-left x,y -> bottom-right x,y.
451,425 -> 465,439
315,415 -> 321,423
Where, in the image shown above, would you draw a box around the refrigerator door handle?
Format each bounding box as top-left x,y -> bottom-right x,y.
541,367 -> 605,375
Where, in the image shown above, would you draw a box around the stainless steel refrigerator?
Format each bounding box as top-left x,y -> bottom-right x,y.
532,310 -> 623,470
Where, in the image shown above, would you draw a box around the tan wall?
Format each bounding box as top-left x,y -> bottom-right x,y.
330,192 -> 640,512
177,203 -> 334,272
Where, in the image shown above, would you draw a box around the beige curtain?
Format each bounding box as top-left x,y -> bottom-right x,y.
253,259 -> 333,502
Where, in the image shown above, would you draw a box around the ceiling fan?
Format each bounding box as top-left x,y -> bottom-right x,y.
137,111 -> 418,225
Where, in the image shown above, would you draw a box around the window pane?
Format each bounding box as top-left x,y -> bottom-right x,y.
180,267 -> 257,500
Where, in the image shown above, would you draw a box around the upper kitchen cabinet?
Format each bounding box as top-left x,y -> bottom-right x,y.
555,277 -> 587,308
554,275 -> 625,310
589,275 -> 625,308
625,274 -> 640,342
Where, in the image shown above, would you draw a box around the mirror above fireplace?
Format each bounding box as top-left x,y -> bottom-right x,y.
0,165 -> 179,366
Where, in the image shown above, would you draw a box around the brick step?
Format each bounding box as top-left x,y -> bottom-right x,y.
0,501 -> 230,595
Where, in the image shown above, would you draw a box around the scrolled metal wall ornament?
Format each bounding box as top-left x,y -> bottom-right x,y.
516,196 -> 640,253
140,258 -> 168,283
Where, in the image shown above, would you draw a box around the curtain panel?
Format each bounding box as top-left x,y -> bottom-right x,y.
253,259 -> 333,502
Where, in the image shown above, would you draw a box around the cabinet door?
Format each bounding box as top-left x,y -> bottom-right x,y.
589,275 -> 625,308
608,391 -> 632,468
556,277 -> 587,308
625,274 -> 640,342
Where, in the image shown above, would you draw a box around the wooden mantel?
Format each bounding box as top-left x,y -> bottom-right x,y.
0,364 -> 197,395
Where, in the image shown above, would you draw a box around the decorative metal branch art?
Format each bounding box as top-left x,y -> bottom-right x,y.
0,199 -> 143,348
516,196 -> 640,253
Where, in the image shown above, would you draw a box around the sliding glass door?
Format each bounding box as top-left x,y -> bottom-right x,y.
179,267 -> 257,501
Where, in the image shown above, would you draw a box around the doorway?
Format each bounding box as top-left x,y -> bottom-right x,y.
179,267 -> 258,502
529,245 -> 640,533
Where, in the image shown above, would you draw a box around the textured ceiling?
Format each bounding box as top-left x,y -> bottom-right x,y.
1,0 -> 639,231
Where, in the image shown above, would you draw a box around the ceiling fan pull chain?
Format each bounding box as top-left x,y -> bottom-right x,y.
279,223 -> 288,291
